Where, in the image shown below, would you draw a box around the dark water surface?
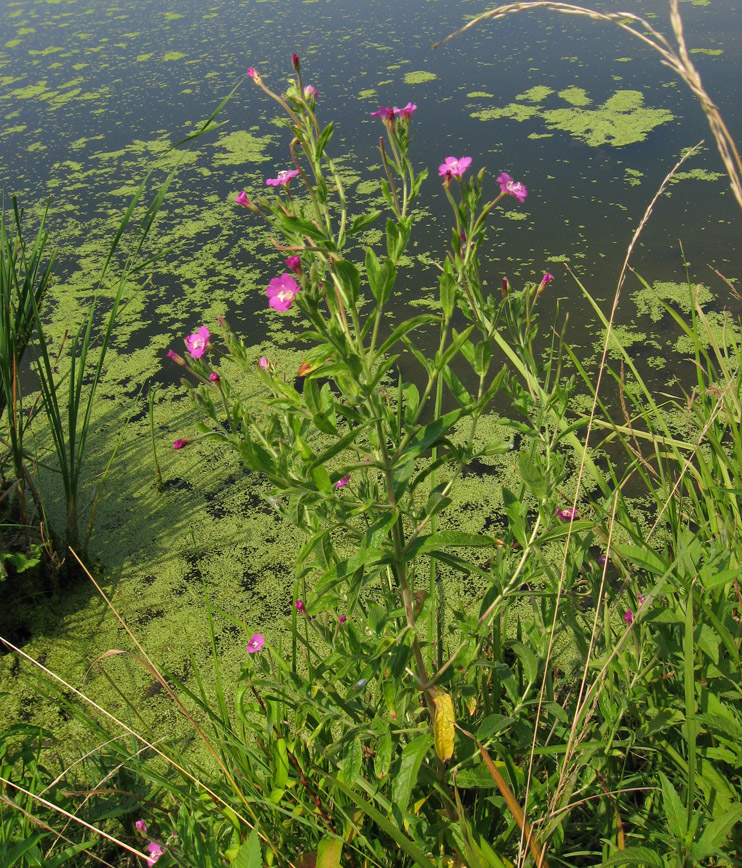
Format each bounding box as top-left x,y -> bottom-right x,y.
1,0 -> 741,378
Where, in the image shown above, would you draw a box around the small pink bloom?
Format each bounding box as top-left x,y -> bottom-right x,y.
209,371 -> 220,383
295,600 -> 305,613
338,614 -> 347,623
556,507 -> 578,521
439,156 -> 472,180
167,349 -> 186,366
146,842 -> 165,867
303,84 -> 318,99
266,169 -> 300,187
235,191 -> 252,207
637,595 -> 645,605
217,315 -> 225,327
247,67 -> 261,84
173,438 -> 192,450
186,325 -> 210,359
292,53 -> 300,71
394,102 -> 417,119
598,554 -> 606,566
538,272 -> 554,291
247,633 -> 265,654
266,273 -> 300,311
285,255 -> 302,275
335,474 -> 350,489
135,820 -> 147,835
258,357 -> 270,370
624,609 -> 633,625
371,106 -> 395,123
497,172 -> 528,203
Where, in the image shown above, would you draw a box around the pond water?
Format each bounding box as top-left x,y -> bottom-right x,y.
1,0 -> 741,384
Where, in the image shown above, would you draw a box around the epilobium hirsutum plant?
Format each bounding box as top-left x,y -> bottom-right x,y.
165,56 -> 623,868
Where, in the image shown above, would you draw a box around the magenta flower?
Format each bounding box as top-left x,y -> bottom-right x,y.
146,842 -> 165,867
395,102 -> 417,119
556,507 -> 578,521
217,315 -> 225,327
266,169 -> 300,187
637,595 -> 645,605
371,106 -> 395,123
186,325 -> 210,359
135,820 -> 147,835
258,357 -> 271,370
209,371 -> 220,383
166,348 -> 186,366
538,272 -> 554,292
173,438 -> 192,450
247,67 -> 261,84
304,84 -> 318,99
285,254 -> 302,275
292,53 -> 300,71
235,191 -> 252,207
266,273 -> 300,311
624,609 -> 633,625
335,474 -> 351,489
295,600 -> 305,613
497,172 -> 528,203
598,554 -> 606,566
438,156 -> 472,180
338,614 -> 347,623
247,633 -> 265,654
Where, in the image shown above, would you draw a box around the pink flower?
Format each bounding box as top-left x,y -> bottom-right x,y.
135,820 -> 147,835
173,438 -> 192,450
166,349 -> 186,366
258,357 -> 271,370
538,273 -> 554,292
598,554 -> 606,566
217,315 -> 225,327
394,102 -> 417,119
209,371 -> 220,383
624,609 -> 633,625
285,255 -> 302,275
292,53 -> 300,71
497,172 -> 528,203
247,633 -> 265,653
235,191 -> 252,207
637,595 -> 645,605
304,84 -> 318,99
247,67 -> 261,84
266,169 -> 300,187
295,600 -> 305,613
556,507 -> 578,521
371,106 -> 395,123
186,325 -> 210,359
335,474 -> 350,489
266,273 -> 300,311
146,842 -> 165,867
438,156 -> 472,180
338,614 -> 347,623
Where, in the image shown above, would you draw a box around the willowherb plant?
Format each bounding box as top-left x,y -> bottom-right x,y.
164,56 -> 630,868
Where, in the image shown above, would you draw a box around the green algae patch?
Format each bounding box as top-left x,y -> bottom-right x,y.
669,168 -> 726,184
163,51 -> 186,61
624,168 -> 644,186
557,86 -> 591,107
403,70 -> 437,84
674,310 -> 742,354
690,47 -> 722,55
472,87 -> 674,147
516,86 -> 554,102
358,89 -> 377,99
632,281 -> 713,322
467,91 -> 493,98
211,129 -> 274,167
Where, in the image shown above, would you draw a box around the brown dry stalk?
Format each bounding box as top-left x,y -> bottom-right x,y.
433,1 -> 742,210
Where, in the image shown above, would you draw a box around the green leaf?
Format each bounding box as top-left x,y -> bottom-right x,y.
693,804 -> 742,857
400,408 -> 462,460
349,210 -> 381,236
233,827 -> 262,868
315,121 -> 334,157
600,846 -> 665,867
375,728 -> 393,779
391,732 -> 432,816
317,837 -> 343,868
660,772 -> 687,841
376,314 -> 440,358
334,259 -> 360,306
477,714 -> 513,740
518,451 -> 547,499
339,736 -> 363,786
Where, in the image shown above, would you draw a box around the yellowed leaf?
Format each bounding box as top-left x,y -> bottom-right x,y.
432,688 -> 455,762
